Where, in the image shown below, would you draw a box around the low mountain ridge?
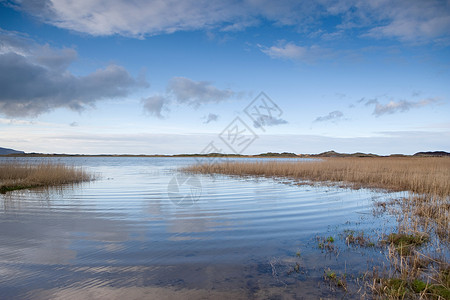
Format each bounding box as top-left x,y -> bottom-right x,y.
0,147 -> 25,155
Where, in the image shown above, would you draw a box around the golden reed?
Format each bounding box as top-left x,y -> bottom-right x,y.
184,157 -> 450,197
0,162 -> 94,193
185,157 -> 450,242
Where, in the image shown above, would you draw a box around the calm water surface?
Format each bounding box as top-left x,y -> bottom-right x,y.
0,157 -> 400,299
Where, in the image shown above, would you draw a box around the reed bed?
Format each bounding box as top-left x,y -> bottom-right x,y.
184,157 -> 450,197
185,157 -> 450,238
0,162 -> 94,193
185,157 -> 450,298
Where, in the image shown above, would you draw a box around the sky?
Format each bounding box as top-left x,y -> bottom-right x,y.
0,0 -> 449,155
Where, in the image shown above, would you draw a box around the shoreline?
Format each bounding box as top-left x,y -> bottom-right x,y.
1,150 -> 449,158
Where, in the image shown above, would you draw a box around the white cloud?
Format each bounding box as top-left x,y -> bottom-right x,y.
260,41 -> 328,62
2,129 -> 448,156
362,0 -> 450,43
6,0 -> 450,43
365,98 -> 439,116
261,42 -> 306,60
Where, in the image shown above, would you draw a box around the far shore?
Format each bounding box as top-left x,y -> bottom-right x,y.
1,150 -> 449,158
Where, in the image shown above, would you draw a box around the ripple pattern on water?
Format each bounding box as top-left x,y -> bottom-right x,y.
0,157 -> 399,298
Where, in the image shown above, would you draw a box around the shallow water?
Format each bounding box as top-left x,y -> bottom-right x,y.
0,157 -> 401,299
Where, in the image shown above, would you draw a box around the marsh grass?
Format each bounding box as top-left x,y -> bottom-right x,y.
185,157 -> 450,298
184,157 -> 450,197
0,162 -> 94,193
184,157 -> 450,240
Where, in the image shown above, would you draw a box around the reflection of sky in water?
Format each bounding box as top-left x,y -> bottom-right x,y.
0,157 -> 402,298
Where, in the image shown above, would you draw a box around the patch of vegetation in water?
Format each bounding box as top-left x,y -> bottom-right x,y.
0,184 -> 35,194
385,232 -> 429,256
324,268 -> 347,291
342,230 -> 377,248
373,276 -> 450,299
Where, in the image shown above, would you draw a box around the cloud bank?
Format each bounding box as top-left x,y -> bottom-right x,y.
0,29 -> 147,117
5,0 -> 450,43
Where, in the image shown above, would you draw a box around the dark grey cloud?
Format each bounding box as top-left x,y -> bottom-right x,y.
142,95 -> 169,119
314,110 -> 344,122
34,45 -> 78,70
0,30 -> 147,117
142,77 -> 238,118
203,113 -> 219,124
168,77 -> 234,108
364,98 -> 439,116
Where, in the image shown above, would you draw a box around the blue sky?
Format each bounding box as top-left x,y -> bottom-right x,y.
0,0 -> 449,155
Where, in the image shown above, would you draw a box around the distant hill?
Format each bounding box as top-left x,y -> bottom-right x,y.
413,151 -> 450,157
0,147 -> 25,155
255,152 -> 298,157
312,150 -> 379,158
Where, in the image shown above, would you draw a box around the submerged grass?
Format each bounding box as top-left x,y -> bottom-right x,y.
386,233 -> 430,256
0,162 -> 95,193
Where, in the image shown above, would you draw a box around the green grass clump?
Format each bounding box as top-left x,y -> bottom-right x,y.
387,233 -> 429,256
324,269 -> 347,291
375,277 -> 450,299
411,279 -> 427,293
383,278 -> 408,298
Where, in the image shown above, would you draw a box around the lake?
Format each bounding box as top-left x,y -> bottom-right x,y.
0,157 -> 400,299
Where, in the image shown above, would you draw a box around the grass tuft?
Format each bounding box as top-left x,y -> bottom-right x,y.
386,233 -> 429,256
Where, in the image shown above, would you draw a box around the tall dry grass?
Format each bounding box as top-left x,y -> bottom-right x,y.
184,157 -> 450,197
0,162 -> 94,193
185,157 -> 450,241
185,157 -> 450,297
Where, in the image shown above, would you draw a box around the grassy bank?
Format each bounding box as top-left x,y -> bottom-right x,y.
184,157 -> 450,298
0,162 -> 94,193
